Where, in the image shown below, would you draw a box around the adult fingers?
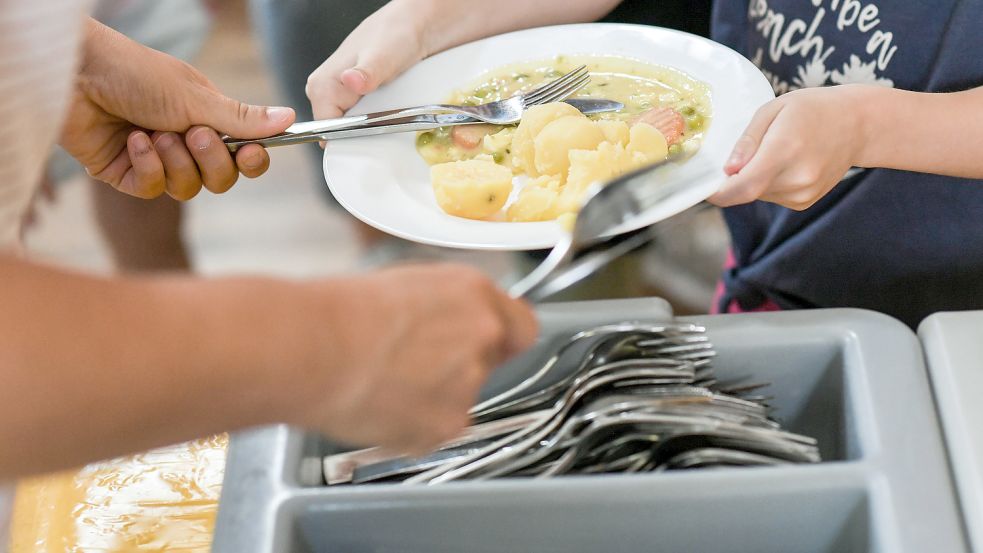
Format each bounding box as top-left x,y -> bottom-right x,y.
234,144 -> 271,179
189,87 -> 295,140
489,289 -> 540,360
186,126 -> 239,194
115,130 -> 166,199
152,131 -> 203,201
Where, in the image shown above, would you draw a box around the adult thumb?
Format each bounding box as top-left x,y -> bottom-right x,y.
194,90 -> 296,139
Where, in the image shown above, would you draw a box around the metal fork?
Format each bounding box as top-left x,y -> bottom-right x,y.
373,64 -> 590,125
509,161 -> 719,302
223,65 -> 589,151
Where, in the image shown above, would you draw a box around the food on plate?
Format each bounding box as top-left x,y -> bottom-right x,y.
596,119 -> 630,146
506,176 -> 562,222
511,102 -> 584,176
417,55 -> 711,222
627,122 -> 669,163
451,124 -> 499,150
632,107 -> 686,146
533,115 -> 606,176
431,158 -> 513,220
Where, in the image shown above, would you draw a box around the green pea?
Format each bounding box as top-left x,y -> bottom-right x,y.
474,87 -> 491,99
492,151 -> 505,164
686,114 -> 705,131
668,144 -> 683,157
680,106 -> 697,117
416,132 -> 434,147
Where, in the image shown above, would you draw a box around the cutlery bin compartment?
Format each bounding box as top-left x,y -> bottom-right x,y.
282,472 -> 873,553
215,302 -> 967,553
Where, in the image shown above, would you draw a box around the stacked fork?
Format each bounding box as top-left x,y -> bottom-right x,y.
323,323 -> 821,485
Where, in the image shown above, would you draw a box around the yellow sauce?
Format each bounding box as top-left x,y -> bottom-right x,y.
11,435 -> 226,552
416,55 -> 712,167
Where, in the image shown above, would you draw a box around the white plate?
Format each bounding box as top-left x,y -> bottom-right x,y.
324,23 -> 774,250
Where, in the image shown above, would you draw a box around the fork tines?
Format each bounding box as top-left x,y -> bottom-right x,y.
521,65 -> 590,107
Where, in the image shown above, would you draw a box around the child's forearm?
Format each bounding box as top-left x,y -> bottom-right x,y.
857,85 -> 983,178
410,0 -> 623,57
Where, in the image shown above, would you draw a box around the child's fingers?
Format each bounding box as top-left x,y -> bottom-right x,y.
709,169 -> 768,207
709,144 -> 782,207
724,101 -> 785,175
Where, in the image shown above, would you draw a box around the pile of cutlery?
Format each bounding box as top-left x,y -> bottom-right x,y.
324,323 -> 820,485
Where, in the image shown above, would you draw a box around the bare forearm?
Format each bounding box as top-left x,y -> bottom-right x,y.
0,257 -> 309,477
857,85 -> 983,178
408,0 -> 623,57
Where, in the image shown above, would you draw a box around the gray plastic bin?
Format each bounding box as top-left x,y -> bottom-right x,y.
920,312 -> 983,553
214,300 -> 968,553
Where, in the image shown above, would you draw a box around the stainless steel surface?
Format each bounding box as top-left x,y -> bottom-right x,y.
315,322 -> 816,486
471,323 -> 703,419
224,65 -> 592,151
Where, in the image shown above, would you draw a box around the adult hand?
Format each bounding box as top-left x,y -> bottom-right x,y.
709,85 -> 872,211
61,19 -> 296,201
289,264 -> 538,454
305,1 -> 431,120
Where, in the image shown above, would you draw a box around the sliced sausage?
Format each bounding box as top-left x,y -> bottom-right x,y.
451,124 -> 499,150
632,107 -> 685,145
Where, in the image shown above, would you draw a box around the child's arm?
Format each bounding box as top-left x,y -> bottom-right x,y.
306,0 -> 623,120
859,86 -> 983,178
711,84 -> 983,210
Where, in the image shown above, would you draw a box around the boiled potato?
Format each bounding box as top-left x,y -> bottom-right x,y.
627,122 -> 669,164
596,119 -> 630,146
431,159 -> 513,220
566,141 -> 631,194
533,116 -> 606,177
553,184 -> 591,217
507,184 -> 561,222
525,174 -> 564,192
512,102 -> 584,176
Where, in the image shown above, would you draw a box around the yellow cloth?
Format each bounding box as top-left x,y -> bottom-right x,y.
10,436 -> 226,552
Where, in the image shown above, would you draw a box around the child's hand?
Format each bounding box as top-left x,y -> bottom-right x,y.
709,85 -> 871,210
305,2 -> 431,121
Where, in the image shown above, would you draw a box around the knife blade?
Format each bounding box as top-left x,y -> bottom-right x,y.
224,98 -> 624,152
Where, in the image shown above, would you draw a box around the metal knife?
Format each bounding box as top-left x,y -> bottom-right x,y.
224,98 -> 623,152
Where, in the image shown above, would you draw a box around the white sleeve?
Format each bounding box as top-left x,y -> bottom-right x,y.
0,0 -> 92,250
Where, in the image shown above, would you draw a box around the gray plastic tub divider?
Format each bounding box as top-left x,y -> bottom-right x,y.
214,299 -> 968,553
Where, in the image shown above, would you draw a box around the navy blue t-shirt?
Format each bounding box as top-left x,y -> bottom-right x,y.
711,0 -> 983,327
